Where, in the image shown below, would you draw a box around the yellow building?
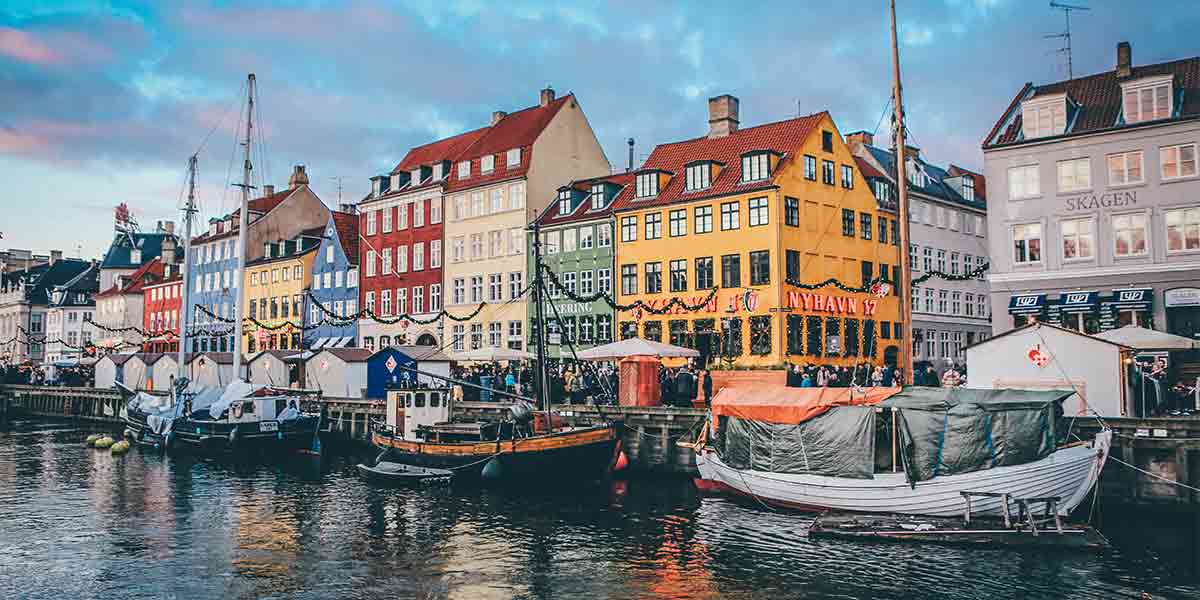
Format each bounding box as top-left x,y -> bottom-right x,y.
611,95 -> 902,368
241,230 -> 321,353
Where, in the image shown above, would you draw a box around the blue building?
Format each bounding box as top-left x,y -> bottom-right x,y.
304,211 -> 360,349
365,345 -> 451,399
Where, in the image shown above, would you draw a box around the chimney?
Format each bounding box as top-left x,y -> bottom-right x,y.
540,86 -> 555,107
491,110 -> 507,125
707,94 -> 740,139
50,250 -> 62,265
1116,41 -> 1132,78
263,184 -> 275,196
627,138 -> 635,172
339,203 -> 358,215
845,131 -> 874,150
288,164 -> 309,189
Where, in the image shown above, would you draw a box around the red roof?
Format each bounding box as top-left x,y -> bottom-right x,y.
191,187 -> 294,244
331,211 -> 359,265
854,156 -> 887,180
394,127 -> 488,173
536,172 -> 634,228
984,56 -> 1200,148
611,112 -> 827,212
947,164 -> 987,202
445,94 -> 573,192
96,257 -> 166,298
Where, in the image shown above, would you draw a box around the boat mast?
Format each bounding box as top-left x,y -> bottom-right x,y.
890,1 -> 914,383
177,154 -> 197,382
231,73 -> 256,379
531,221 -> 549,413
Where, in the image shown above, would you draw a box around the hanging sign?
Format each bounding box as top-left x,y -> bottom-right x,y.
870,282 -> 891,298
320,359 -> 330,372
1027,344 -> 1050,368
385,355 -> 398,373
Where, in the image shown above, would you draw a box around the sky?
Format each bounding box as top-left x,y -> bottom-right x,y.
2,0 -> 1198,260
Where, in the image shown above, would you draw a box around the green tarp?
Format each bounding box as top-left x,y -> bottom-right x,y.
717,405 -> 877,479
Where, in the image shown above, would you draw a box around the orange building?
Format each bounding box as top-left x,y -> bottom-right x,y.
611,95 -> 902,368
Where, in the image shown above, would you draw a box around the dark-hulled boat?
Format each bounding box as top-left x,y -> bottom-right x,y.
168,382 -> 323,454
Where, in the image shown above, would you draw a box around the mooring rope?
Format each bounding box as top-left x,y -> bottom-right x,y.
1109,455 -> 1200,493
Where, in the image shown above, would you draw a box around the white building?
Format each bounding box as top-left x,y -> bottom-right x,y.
42,262 -> 100,376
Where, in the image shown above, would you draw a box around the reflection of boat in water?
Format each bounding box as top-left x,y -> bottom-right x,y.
369,387 -> 621,483
689,386 -> 1111,518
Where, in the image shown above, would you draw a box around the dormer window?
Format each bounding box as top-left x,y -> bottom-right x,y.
481,155 -> 495,174
264,243 -> 273,258
1122,76 -> 1172,124
411,168 -> 422,184
590,184 -> 605,210
130,249 -> 141,264
557,189 -> 572,214
741,152 -> 770,182
636,172 -> 658,198
507,148 -> 521,167
457,161 -> 470,179
873,180 -> 892,204
432,163 -> 443,180
962,176 -> 975,202
906,159 -> 927,187
1021,96 -> 1067,139
685,162 -> 713,191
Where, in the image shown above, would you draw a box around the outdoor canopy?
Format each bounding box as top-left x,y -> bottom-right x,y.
1094,324 -> 1198,351
457,347 -> 535,362
711,385 -> 900,428
574,337 -> 700,361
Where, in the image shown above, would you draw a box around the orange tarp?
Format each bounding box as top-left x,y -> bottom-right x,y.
710,385 -> 901,427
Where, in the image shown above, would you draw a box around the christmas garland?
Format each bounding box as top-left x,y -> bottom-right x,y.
304,289 -> 495,326
538,263 -> 719,314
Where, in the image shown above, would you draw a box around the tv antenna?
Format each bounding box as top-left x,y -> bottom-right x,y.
1046,1 -> 1090,80
328,175 -> 346,206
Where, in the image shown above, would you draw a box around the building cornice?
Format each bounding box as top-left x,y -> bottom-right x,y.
988,260 -> 1200,284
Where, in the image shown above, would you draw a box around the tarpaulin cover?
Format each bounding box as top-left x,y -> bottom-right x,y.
880,387 -> 1069,483
716,406 -> 877,479
711,385 -> 900,427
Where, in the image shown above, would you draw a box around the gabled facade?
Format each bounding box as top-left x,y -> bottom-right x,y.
439,87 -> 610,358
305,211 -> 361,349
241,229 -> 322,353
142,272 -> 182,354
848,132 -> 991,370
43,261 -> 100,366
99,219 -> 179,292
185,164 -> 330,353
93,257 -> 167,349
982,42 -> 1200,340
529,172 -> 631,357
612,95 -> 901,368
0,258 -> 92,363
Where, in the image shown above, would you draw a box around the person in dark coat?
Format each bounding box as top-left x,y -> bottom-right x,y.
675,368 -> 694,407
702,370 -> 714,406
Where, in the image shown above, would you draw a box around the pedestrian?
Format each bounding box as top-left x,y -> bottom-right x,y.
871,366 -> 884,387
702,369 -> 713,406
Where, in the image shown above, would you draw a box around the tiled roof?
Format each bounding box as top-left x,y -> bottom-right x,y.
863,145 -> 986,211
3,259 -> 92,305
445,95 -> 572,193
394,127 -> 488,173
97,257 -> 165,298
536,171 -> 634,228
984,55 -> 1200,148
331,211 -> 359,266
316,347 -> 373,363
854,156 -> 887,180
49,263 -> 99,307
100,232 -> 174,270
191,187 -> 294,244
611,113 -> 827,212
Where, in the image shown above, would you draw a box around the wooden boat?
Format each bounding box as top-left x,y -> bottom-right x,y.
357,461 -> 453,485
808,512 -> 1110,550
690,386 -> 1112,518
370,387 -> 621,483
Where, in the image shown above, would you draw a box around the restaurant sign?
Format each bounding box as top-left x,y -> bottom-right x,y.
1063,190 -> 1137,212
1165,287 -> 1200,308
785,291 -> 880,316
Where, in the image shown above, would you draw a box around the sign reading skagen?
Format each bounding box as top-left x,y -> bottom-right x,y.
1063,190 -> 1137,212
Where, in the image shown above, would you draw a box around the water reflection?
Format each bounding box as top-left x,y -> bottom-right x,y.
0,418 -> 1195,600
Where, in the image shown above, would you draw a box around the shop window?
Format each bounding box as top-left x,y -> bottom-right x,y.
824,317 -> 841,356
643,321 -> 663,342
750,315 -> 772,356
844,318 -> 861,357
786,314 -> 804,355
806,316 -> 822,357
620,321 -> 638,340
669,320 -> 689,347
722,318 -> 743,357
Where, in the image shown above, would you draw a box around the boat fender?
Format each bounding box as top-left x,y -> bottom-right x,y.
122,429 -> 134,440
85,433 -> 103,447
163,431 -> 174,450
110,440 -> 130,455
228,426 -> 239,448
613,449 -> 629,473
481,457 -> 504,480
232,402 -> 244,419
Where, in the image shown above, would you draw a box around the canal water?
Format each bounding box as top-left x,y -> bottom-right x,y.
0,418 -> 1196,600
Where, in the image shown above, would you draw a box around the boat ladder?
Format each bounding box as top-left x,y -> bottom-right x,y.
960,491 -> 1065,536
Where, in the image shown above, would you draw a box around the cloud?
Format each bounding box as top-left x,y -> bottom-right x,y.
0,26 -> 60,64
902,25 -> 935,47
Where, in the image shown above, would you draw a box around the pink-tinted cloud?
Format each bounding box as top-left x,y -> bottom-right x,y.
0,26 -> 62,65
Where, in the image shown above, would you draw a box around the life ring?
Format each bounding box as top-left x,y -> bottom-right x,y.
232,402 -> 244,419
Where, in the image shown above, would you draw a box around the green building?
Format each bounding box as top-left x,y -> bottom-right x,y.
529,172 -> 632,358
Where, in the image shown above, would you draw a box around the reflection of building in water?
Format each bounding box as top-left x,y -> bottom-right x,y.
231,488 -> 301,594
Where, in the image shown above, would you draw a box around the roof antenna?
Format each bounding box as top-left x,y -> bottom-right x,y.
1047,1 -> 1090,80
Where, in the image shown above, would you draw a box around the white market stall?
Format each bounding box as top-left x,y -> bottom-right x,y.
94,353 -> 135,389
965,322 -> 1134,417
186,353 -> 240,388
122,353 -> 155,391
149,354 -> 179,392
304,348 -> 371,398
247,350 -> 299,388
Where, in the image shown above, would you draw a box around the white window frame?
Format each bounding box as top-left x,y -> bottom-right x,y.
1122,77 -> 1172,124
1021,98 -> 1067,139
507,148 -> 521,167
1166,206 -> 1200,254
457,161 -> 470,179
1060,216 -> 1095,262
481,154 -> 495,174
1160,143 -> 1198,181
1112,211 -> 1149,258
1011,222 -> 1043,265
1107,150 -> 1144,186
1057,157 -> 1091,193
1007,164 -> 1040,200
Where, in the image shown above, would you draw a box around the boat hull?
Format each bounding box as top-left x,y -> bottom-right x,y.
695,431 -> 1111,517
371,424 -> 621,483
168,415 -> 323,454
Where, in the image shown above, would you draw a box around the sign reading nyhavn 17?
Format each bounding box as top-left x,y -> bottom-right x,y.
622,290 -> 880,317
1063,190 -> 1136,212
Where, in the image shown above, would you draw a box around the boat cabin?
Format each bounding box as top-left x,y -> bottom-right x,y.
386,387 -> 453,439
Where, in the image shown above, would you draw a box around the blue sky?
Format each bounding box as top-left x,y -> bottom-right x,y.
2,0 -> 1198,259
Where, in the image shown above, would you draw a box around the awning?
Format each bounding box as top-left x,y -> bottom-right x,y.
1095,325 -> 1197,350
1108,287 -> 1154,310
1058,290 -> 1099,314
711,385 -> 901,427
1008,293 -> 1046,315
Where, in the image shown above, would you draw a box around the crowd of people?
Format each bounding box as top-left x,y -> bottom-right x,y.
449,360 -> 621,406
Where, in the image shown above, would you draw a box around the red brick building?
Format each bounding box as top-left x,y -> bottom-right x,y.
142,265 -> 182,353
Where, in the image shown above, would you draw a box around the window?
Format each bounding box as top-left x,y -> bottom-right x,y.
1012,223 -> 1043,264
950,252 -> 960,275
749,250 -> 770,286
1166,207 -> 1200,253
962,176 -> 975,202
821,160 -> 835,185
509,182 -> 525,209
507,320 -> 523,350
1107,150 -> 1144,186
669,259 -> 687,292
509,228 -> 523,255
803,155 -> 817,180
936,249 -> 946,272
1161,144 -> 1197,180
579,226 -> 594,249
860,212 -> 872,240
874,180 -> 892,204
686,162 -> 712,190
381,206 -> 392,232
1061,217 -> 1095,260
1008,165 -> 1040,199
431,198 -> 442,223
452,278 -> 465,305
381,247 -> 392,275
470,276 -> 483,303
430,240 -> 441,268
1113,213 -> 1148,257
822,130 -> 834,152
413,286 -> 424,314
1022,101 -> 1066,138
508,272 -> 523,299
580,269 -> 594,295
620,264 -> 637,295
476,233 -> 490,258
951,291 -> 961,315
590,184 -> 605,210
644,262 -> 662,294
457,161 -> 470,179
452,324 -> 464,352
645,213 -> 662,239
636,172 -> 658,198
861,261 -> 873,287
841,164 -> 854,189
720,202 -> 740,230
366,210 -> 377,235
721,254 -> 741,288
470,324 -> 483,350
507,148 -> 521,167
598,223 -> 612,247
1123,81 -> 1171,124
924,288 -> 934,313
365,291 -> 375,314
621,216 -> 637,242
481,154 -> 495,174
695,206 -> 713,233
785,249 -> 800,281
561,271 -> 577,297
490,188 -> 504,213
695,257 -> 714,289
1057,157 -> 1091,192
785,197 -> 799,227
397,245 -> 408,272
937,290 -> 948,314
748,197 -> 768,227
453,195 -> 467,221
397,288 -> 407,315
489,273 -> 503,302
598,268 -> 611,294
878,216 -> 888,244
430,283 -> 442,312
842,209 -> 855,236
381,289 -> 392,315
534,229 -> 548,254
413,199 -> 425,227
669,209 -> 687,237
742,153 -> 770,182
451,236 -> 465,263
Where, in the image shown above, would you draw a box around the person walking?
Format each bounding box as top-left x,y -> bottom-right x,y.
702,370 -> 713,406
871,366 -> 884,387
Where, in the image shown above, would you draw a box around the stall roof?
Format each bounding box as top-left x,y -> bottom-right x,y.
963,321 -> 1132,352
880,387 -> 1075,411
311,348 -> 373,363
1094,325 -> 1198,351
100,353 -> 136,366
186,352 -> 237,365
711,385 -> 900,426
